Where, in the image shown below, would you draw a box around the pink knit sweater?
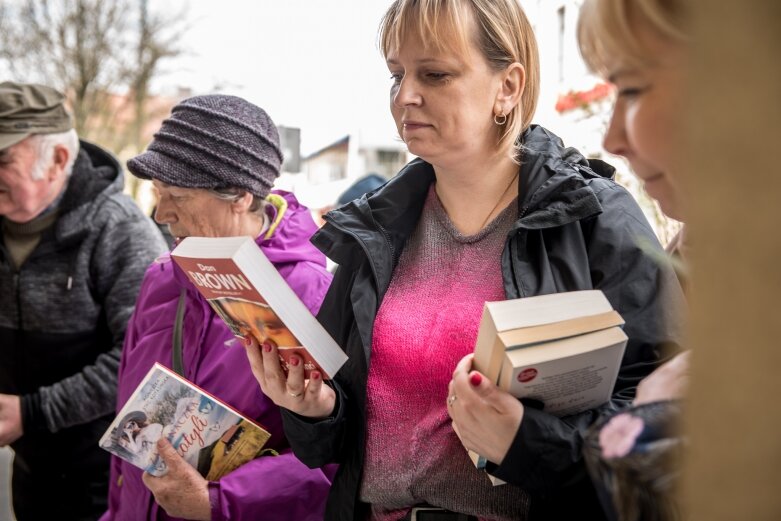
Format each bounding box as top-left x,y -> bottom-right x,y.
360,186 -> 530,521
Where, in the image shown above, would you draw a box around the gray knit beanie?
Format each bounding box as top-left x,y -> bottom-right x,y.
127,95 -> 283,197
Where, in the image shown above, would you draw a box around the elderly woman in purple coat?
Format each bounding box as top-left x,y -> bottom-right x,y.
100,95 -> 334,521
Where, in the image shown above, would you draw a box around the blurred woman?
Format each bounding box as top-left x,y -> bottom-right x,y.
577,1 -> 691,519
245,1 -> 683,520
100,95 -> 334,521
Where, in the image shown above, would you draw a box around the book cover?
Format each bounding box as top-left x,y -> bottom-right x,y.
498,326 -> 628,417
171,236 -> 347,379
473,290 -> 621,382
99,363 -> 272,479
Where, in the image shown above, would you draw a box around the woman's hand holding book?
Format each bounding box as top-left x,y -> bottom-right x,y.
242,335 -> 336,419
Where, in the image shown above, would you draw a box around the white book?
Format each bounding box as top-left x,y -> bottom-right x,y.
172,236 -> 347,379
469,290 -> 626,485
498,326 -> 628,417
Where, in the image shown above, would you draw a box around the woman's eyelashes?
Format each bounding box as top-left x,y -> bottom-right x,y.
388,70 -> 453,85
615,84 -> 650,100
424,70 -> 451,82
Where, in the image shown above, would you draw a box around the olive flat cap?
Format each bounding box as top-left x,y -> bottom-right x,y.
0,81 -> 73,150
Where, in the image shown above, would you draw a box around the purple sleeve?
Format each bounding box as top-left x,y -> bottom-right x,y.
275,260 -> 332,316
208,449 -> 333,521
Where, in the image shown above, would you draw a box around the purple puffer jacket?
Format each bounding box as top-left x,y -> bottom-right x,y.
101,191 -> 335,521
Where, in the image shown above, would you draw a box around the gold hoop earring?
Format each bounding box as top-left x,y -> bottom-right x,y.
494,112 -> 507,126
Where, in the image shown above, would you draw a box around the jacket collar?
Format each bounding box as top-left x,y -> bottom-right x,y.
313,125 -> 613,283
515,125 -> 611,230
55,140 -> 124,245
312,159 -> 432,293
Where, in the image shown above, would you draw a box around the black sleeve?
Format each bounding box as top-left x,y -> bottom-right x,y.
488,183 -> 685,495
280,379 -> 348,468
280,263 -> 361,468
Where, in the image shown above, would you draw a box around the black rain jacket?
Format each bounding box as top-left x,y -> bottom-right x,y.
281,125 -> 685,520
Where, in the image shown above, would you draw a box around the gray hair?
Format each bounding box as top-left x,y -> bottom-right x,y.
209,187 -> 268,216
29,129 -> 80,180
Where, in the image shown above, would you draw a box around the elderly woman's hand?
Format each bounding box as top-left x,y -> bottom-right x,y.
0,393 -> 23,446
142,438 -> 210,521
242,335 -> 336,419
447,354 -> 523,465
634,350 -> 691,405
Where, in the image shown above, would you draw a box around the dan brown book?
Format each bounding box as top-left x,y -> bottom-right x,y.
171,236 -> 347,379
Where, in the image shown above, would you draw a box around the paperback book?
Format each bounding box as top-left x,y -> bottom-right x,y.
171,236 -> 347,379
469,290 -> 627,484
99,363 -> 272,480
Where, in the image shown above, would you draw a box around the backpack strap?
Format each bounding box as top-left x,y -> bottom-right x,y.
171,287 -> 187,376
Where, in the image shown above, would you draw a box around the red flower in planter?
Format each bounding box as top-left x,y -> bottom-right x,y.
555,82 -> 614,113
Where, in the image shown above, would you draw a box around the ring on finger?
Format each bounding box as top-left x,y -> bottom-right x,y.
447,394 -> 457,406
288,391 -> 303,398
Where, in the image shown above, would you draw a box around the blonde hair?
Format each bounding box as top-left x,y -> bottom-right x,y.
379,0 -> 540,155
578,0 -> 688,77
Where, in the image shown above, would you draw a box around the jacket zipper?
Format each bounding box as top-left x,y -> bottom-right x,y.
506,204 -> 532,299
13,271 -> 22,330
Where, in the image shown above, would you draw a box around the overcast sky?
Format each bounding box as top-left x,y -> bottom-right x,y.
157,0 -> 398,156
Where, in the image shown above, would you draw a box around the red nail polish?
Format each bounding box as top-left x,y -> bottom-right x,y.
262,342 -> 272,353
243,336 -> 252,346
470,373 -> 483,386
290,357 -> 300,367
311,371 -> 320,380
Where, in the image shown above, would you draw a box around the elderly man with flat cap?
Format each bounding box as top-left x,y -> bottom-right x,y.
0,81 -> 166,520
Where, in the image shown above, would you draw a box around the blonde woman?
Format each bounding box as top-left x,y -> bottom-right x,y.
578,1 -> 691,520
246,1 -> 684,519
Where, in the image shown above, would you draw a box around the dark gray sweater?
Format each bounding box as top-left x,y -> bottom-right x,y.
0,141 -> 166,441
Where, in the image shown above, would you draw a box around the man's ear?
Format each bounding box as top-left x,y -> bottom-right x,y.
494,62 -> 526,116
47,144 -> 70,181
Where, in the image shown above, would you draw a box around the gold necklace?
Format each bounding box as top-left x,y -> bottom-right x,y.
477,170 -> 519,231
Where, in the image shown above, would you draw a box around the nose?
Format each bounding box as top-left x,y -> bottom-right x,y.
154,197 -> 175,225
392,75 -> 422,109
603,100 -> 629,158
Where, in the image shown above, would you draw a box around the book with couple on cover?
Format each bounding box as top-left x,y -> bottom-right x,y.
171,235 -> 347,380
99,363 -> 273,480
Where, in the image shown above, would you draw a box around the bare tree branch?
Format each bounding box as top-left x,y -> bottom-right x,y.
0,0 -> 187,158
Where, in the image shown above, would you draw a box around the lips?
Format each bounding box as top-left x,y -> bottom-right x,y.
402,120 -> 431,131
642,173 -> 665,187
